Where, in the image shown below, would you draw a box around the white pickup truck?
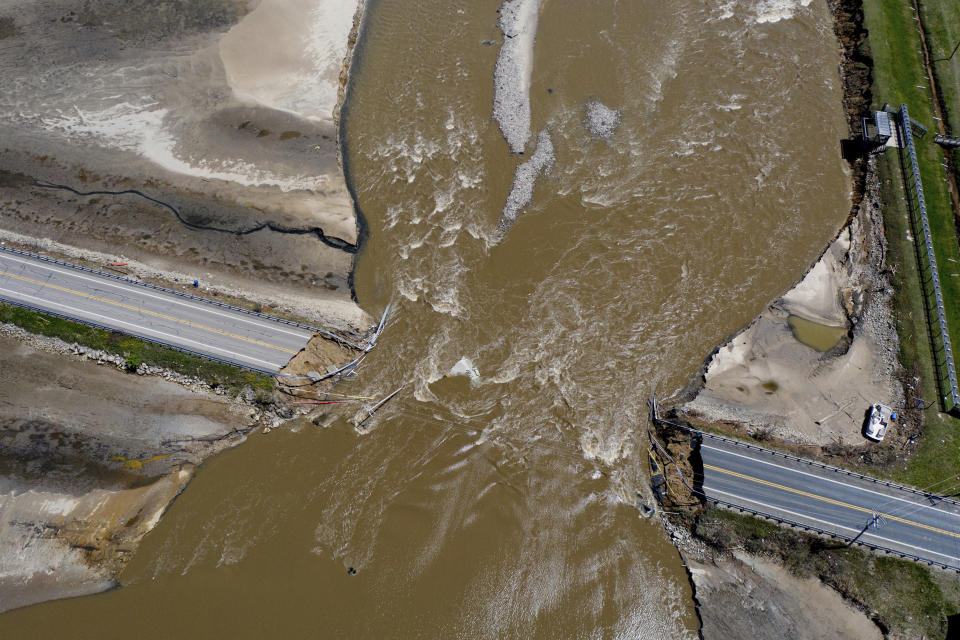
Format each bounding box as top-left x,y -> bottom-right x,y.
865,403 -> 897,441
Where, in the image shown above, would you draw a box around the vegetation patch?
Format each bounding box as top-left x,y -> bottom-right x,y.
695,508 -> 960,638
864,0 -> 960,492
0,302 -> 274,396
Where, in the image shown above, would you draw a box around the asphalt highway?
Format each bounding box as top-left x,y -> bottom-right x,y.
699,434 -> 960,569
0,250 -> 313,373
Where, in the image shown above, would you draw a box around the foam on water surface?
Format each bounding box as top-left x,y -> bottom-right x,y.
753,0 -> 813,23
584,100 -> 621,139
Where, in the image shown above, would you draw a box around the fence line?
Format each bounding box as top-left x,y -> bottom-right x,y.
0,245 -> 364,351
897,103 -> 960,412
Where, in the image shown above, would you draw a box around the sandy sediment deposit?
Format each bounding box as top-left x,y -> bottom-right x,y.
0,332 -> 259,612
683,549 -> 881,639
0,0 -> 369,332
0,0 -> 372,610
493,0 -> 540,154
682,160 -> 903,446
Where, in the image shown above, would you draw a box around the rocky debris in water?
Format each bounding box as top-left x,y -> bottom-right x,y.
663,518 -> 705,556
584,99 -> 621,139
447,356 -> 480,384
493,0 -> 540,153
496,129 -> 554,236
311,411 -> 337,428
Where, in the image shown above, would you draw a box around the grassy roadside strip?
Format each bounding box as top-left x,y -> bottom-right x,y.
877,152 -> 960,489
864,0 -> 960,490
0,302 -> 274,396
920,2 -> 960,185
694,507 -> 960,638
0,237 -> 322,329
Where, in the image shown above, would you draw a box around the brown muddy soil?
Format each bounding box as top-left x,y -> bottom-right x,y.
0,332 -> 255,612
686,550 -> 883,640
0,0 -> 367,330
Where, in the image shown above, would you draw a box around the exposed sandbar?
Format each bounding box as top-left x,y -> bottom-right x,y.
493,0 -> 540,154
496,129 -> 554,236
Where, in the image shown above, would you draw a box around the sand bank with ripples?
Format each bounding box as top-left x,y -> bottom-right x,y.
682,161 -> 903,447
0,0 -> 369,330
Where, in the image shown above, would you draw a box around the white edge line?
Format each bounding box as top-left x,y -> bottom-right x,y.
0,287 -> 285,370
707,487 -> 960,565
0,253 -> 313,340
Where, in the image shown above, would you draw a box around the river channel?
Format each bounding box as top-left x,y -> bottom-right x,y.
2,0 -> 850,636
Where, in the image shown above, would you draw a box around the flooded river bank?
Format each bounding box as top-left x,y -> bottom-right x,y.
2,0 -> 851,636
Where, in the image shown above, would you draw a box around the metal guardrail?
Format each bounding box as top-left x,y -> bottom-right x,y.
658,417 -> 960,507
706,496 -> 960,573
0,294 -> 278,376
657,419 -> 960,571
0,245 -> 365,351
897,104 -> 960,412
652,412 -> 960,571
697,429 -> 960,507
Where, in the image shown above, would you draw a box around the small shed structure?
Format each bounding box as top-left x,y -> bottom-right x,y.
862,110 -> 893,145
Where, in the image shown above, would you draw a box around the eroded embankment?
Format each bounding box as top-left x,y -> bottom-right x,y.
0,0 -> 373,613
674,0 -> 905,456
0,331 -> 254,612
681,157 -> 906,450
651,2 -> 918,638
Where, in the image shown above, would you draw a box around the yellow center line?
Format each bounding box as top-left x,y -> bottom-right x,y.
704,463 -> 960,540
0,270 -> 296,354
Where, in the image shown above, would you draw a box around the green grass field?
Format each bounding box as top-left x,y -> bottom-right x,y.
920,3 -> 960,141
865,0 -> 960,491
0,302 -> 274,396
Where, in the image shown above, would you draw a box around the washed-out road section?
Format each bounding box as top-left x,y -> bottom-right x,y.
699,433 -> 960,570
0,249 -> 312,373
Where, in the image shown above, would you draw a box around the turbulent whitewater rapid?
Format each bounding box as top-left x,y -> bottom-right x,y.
0,0 -> 852,637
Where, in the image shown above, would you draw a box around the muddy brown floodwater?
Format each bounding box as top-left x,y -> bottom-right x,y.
1,0 -> 851,637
